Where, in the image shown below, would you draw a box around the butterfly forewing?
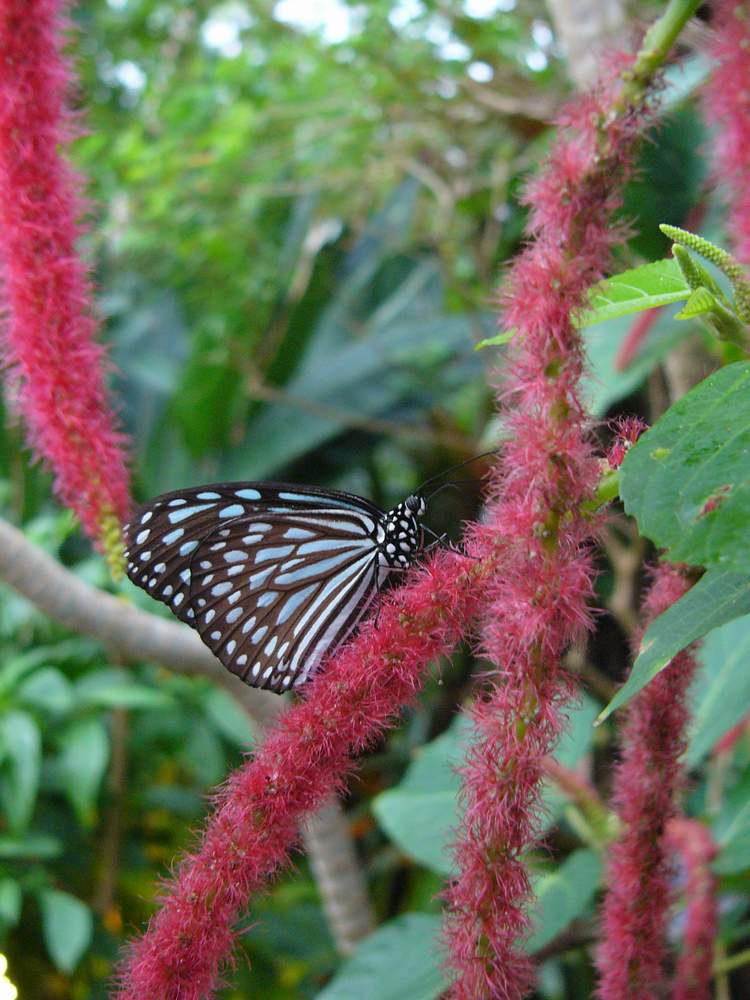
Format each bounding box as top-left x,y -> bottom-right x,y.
188,508 -> 384,691
123,482 -> 394,692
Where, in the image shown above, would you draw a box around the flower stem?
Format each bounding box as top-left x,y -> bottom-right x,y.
620,0 -> 703,106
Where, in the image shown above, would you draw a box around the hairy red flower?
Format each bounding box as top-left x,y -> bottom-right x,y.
115,551 -> 486,1000
667,818 -> 718,1000
596,565 -> 700,1000
442,69 -> 647,1000
0,0 -> 130,543
705,0 -> 750,264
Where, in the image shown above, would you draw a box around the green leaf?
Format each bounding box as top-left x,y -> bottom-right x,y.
712,777 -> 750,874
580,258 -> 689,327
75,669 -> 172,709
373,698 -> 599,875
528,850 -> 603,952
39,888 -> 93,973
674,286 -> 720,320
17,667 -> 74,716
200,687 -> 255,747
620,362 -> 750,572
57,718 -> 110,826
0,879 -> 21,928
598,571 -> 750,723
686,613 -> 750,765
315,913 -> 447,1000
0,710 -> 41,832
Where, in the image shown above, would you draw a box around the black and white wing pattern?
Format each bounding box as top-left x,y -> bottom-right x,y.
123,482 -> 426,693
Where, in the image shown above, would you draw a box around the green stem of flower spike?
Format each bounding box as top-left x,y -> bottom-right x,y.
617,0 -> 702,108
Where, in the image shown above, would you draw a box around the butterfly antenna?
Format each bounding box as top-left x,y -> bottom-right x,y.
417,449 -> 498,496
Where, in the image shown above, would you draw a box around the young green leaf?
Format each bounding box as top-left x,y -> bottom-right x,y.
0,710 -> 41,833
579,258 -> 689,327
39,889 -> 93,973
57,718 -> 110,827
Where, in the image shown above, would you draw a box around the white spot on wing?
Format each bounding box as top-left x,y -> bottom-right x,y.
211,582 -> 232,597
163,528 -> 185,545
220,504 -> 244,518
136,529 -> 150,544
235,488 -> 261,500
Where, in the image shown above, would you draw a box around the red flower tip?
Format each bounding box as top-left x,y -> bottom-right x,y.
607,416 -> 649,469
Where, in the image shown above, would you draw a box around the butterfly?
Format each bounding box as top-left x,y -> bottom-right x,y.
123,482 -> 429,693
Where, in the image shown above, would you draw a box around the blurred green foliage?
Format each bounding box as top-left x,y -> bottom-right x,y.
0,1 -> 748,998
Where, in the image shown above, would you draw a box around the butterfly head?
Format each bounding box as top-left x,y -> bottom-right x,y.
378,492 -> 426,569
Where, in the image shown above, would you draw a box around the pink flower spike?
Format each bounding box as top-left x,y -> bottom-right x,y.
115,550 -> 490,1000
0,0 -> 130,547
596,564 -> 702,1000
442,61 -> 650,1000
667,818 -> 718,1000
607,416 -> 649,470
705,1 -> 750,265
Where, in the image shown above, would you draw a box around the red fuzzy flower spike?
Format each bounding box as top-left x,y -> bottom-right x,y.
116,551 -> 488,1000
667,818 -> 718,1000
0,0 -> 130,549
596,565 -> 702,1000
705,0 -> 750,265
442,67 -> 648,1000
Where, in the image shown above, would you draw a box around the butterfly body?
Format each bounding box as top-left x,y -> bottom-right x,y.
123,482 -> 426,693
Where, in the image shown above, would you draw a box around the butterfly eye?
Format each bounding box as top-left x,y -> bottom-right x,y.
405,494 -> 422,513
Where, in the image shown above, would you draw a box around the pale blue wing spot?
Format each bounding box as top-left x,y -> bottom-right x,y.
173,593 -> 184,606
226,640 -> 237,655
205,610 -> 216,624
211,581 -> 232,597
168,503 -> 216,524
235,489 -> 261,500
283,527 -> 316,540
241,616 -> 257,634
252,625 -> 269,643
180,540 -> 199,556
255,544 -> 295,564
220,504 -> 245,518
277,548 -> 366,584
197,491 -> 221,500
210,630 -> 222,641
223,550 -> 248,563
298,538 -> 371,555
168,498 -> 187,507
226,607 -> 243,624
236,654 -> 247,667
140,511 -> 153,524
136,529 -> 150,544
228,591 -> 242,605
140,551 -> 152,562
180,569 -> 191,585
264,636 -> 277,656
257,592 -> 277,607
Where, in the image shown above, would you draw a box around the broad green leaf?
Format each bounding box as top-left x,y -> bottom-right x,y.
39,889 -> 93,973
200,687 -> 255,747
373,697 -> 599,875
686,613 -> 750,765
0,710 -> 41,832
528,850 -> 602,952
620,362 -> 750,572
0,879 -> 21,927
580,259 -> 689,327
75,669 -> 172,709
581,308 -> 687,417
57,718 -> 110,826
315,913 -> 447,1000
598,571 -> 750,723
674,286 -> 719,320
0,835 -> 61,859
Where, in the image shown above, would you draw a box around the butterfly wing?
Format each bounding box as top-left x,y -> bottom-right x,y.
124,483 -> 389,691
